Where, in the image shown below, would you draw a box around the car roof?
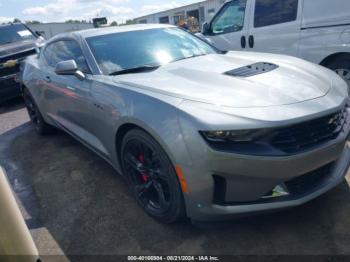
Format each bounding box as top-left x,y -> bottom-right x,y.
51,24 -> 176,41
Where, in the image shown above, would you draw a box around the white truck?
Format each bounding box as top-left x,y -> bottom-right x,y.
199,0 -> 350,86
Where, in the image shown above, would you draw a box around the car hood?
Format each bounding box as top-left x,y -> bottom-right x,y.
0,40 -> 37,59
113,51 -> 334,108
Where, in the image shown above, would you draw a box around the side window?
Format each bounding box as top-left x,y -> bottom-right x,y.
254,0 -> 299,28
210,0 -> 247,35
47,40 -> 90,73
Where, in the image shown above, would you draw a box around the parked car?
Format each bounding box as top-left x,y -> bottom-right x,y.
0,23 -> 44,104
199,0 -> 350,87
19,24 -> 350,223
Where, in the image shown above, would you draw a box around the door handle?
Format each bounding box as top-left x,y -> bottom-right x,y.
248,35 -> 254,48
45,76 -> 51,83
241,36 -> 246,48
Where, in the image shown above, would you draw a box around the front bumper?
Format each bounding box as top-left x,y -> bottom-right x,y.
180,110 -> 350,221
194,145 -> 350,221
0,74 -> 21,103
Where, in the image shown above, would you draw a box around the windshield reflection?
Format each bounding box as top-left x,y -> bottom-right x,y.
86,27 -> 217,75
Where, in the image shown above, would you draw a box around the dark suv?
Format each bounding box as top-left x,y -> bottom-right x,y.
0,23 -> 43,104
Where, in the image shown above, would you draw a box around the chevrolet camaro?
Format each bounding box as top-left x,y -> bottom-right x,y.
19,24 -> 350,223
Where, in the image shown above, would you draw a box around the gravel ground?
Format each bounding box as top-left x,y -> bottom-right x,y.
1,98 -> 350,261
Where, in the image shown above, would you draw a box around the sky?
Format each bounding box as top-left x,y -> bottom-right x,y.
0,0 -> 203,24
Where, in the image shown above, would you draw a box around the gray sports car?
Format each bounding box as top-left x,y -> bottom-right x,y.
20,24 -> 350,223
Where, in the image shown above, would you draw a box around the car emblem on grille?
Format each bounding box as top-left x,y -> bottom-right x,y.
3,59 -> 18,68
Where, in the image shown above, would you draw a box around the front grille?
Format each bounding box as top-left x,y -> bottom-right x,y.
0,64 -> 20,78
270,108 -> 348,154
0,48 -> 37,78
0,48 -> 36,64
0,76 -> 18,88
285,162 -> 334,195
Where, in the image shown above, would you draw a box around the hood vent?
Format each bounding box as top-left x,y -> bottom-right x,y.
224,62 -> 278,77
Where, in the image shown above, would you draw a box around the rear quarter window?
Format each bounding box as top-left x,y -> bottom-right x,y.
254,0 -> 299,28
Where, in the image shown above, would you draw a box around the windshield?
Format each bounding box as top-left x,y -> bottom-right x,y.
0,24 -> 36,45
86,27 -> 217,75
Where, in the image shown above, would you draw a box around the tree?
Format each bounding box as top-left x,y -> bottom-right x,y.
26,20 -> 41,24
12,18 -> 21,23
110,21 -> 118,26
125,19 -> 136,25
65,19 -> 89,24
120,19 -> 136,26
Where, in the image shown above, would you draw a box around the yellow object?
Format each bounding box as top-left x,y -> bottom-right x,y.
3,60 -> 18,68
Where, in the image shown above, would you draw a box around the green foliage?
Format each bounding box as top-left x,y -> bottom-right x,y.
120,19 -> 136,26
25,20 -> 41,24
125,19 -> 136,25
65,19 -> 89,24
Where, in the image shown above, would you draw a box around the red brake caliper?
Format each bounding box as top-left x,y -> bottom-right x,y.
138,154 -> 148,182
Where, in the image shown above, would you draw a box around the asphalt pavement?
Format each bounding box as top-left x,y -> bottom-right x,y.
1,98 -> 350,260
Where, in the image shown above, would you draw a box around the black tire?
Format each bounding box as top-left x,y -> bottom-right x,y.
23,88 -> 53,135
325,57 -> 350,86
121,128 -> 186,223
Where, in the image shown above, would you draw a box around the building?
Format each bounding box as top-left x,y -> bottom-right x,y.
26,23 -> 94,39
134,0 -> 226,32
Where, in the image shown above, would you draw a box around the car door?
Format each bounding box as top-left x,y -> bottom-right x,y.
44,40 -> 99,146
32,43 -> 56,115
246,0 -> 302,56
201,0 -> 252,51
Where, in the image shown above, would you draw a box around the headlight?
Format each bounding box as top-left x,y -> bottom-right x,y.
200,129 -> 266,143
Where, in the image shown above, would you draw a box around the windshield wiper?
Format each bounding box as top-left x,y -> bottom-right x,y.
109,65 -> 160,76
171,53 -> 208,63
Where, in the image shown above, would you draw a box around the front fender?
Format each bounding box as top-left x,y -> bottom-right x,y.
109,90 -> 193,172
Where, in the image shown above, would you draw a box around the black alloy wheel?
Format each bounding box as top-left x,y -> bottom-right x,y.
23,88 -> 52,135
121,129 -> 185,223
334,68 -> 350,86
326,57 -> 350,88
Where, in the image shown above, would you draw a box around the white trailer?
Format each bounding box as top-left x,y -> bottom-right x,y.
26,23 -> 94,39
135,0 -> 226,31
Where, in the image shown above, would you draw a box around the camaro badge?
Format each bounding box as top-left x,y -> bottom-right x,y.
3,59 -> 18,68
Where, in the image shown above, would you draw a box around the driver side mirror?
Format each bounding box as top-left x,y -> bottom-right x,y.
202,22 -> 210,35
55,60 -> 86,81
